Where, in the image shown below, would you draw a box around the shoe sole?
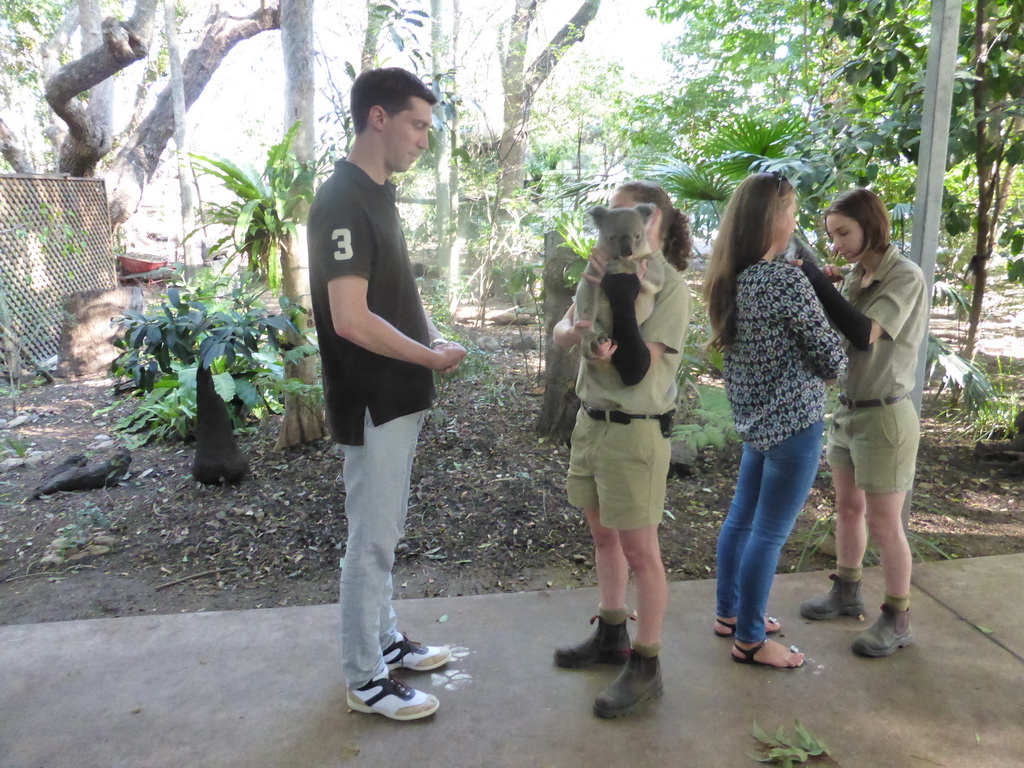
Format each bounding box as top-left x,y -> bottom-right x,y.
346,692 -> 440,721
553,654 -> 630,669
387,655 -> 451,672
386,649 -> 452,672
851,636 -> 915,658
592,683 -> 664,719
799,605 -> 865,621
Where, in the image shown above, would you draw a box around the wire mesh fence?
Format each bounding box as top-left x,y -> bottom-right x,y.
0,174 -> 117,368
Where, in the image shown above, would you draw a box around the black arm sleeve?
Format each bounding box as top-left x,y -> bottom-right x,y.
799,260 -> 873,351
601,273 -> 651,385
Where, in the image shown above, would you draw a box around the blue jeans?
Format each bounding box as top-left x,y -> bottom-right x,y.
715,421 -> 824,644
339,409 -> 425,687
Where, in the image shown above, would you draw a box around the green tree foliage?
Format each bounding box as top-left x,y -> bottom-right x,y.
819,0 -> 1024,357
190,123 -> 318,291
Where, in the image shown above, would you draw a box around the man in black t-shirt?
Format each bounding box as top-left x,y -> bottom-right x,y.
307,67 -> 466,722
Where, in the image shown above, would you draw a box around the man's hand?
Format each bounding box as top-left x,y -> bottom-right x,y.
430,341 -> 468,373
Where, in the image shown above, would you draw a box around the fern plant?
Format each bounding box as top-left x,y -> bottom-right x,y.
672,383 -> 738,452
926,333 -> 996,415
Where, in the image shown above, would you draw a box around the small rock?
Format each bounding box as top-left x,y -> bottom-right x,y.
0,457 -> 24,471
85,544 -> 111,557
24,455 -> 46,468
92,535 -> 117,547
510,336 -> 538,352
476,336 -> 501,353
39,553 -> 65,567
92,434 -> 112,443
6,414 -> 32,428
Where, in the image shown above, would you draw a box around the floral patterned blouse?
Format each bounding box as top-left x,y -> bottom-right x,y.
723,260 -> 846,451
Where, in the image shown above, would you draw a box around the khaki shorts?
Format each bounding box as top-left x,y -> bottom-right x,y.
566,408 -> 670,530
827,397 -> 919,494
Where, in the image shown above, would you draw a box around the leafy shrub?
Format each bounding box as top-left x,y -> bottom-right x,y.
110,268 -> 317,445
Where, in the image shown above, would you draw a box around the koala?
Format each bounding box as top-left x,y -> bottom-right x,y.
574,203 -> 666,360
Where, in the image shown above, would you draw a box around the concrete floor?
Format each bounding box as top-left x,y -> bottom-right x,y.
2,554 -> 1023,768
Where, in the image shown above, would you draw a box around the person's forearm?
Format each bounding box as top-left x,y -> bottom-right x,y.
336,311 -> 438,368
800,261 -> 872,351
423,308 -> 444,342
608,303 -> 651,385
553,306 -> 579,349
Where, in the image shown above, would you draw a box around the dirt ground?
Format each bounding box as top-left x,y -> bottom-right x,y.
1,318 -> 1023,628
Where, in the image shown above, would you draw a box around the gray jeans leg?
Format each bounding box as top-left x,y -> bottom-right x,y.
339,409 -> 425,687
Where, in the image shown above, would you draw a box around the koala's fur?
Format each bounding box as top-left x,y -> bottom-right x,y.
574,203 -> 666,360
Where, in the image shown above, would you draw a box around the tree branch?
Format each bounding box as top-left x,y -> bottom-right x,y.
0,116 -> 35,173
525,0 -> 600,97
106,0 -> 281,228
40,2 -> 80,155
45,0 -> 160,176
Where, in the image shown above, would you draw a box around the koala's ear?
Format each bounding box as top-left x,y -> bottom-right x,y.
636,203 -> 657,221
588,206 -> 608,225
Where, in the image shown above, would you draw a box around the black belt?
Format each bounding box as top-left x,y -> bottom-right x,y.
838,393 -> 907,409
583,404 -> 675,436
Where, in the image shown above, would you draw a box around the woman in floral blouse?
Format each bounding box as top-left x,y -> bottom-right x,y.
704,172 -> 846,669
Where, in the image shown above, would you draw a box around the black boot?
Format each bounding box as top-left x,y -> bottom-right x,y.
553,615 -> 631,669
593,652 -> 662,719
800,573 -> 865,621
851,604 -> 914,657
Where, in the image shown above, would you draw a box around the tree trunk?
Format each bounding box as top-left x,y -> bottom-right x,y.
361,2 -> 385,71
105,1 -> 281,229
80,0 -> 116,162
431,0 -> 455,287
497,0 -> 601,205
46,0 -> 160,177
55,287 -> 143,378
447,0 -> 466,313
164,0 -> 200,280
192,365 -> 249,485
964,4 -> 994,360
40,3 -> 79,158
0,117 -> 35,173
536,231 -> 580,441
276,0 -> 326,450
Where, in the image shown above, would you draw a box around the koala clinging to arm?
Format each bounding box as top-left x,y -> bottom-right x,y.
574,203 -> 666,363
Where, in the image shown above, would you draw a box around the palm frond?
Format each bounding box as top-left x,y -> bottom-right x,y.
926,333 -> 996,414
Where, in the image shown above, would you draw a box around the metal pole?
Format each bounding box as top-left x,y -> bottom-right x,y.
905,0 -> 962,525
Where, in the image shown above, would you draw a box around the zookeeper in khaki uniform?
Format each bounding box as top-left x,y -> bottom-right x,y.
551,180 -> 693,719
794,188 -> 928,659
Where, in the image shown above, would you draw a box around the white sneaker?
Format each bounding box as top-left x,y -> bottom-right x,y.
383,633 -> 451,671
347,673 -> 439,721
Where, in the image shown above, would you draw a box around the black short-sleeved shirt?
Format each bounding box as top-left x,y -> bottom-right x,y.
307,159 -> 435,446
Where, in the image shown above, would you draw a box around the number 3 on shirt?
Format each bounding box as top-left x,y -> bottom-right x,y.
332,228 -> 353,261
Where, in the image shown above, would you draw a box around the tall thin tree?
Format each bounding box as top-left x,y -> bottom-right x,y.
164,0 -> 200,279
276,0 -> 326,449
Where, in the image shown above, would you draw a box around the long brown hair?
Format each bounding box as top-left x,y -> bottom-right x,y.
616,180 -> 693,272
703,172 -> 796,351
825,188 -> 891,258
